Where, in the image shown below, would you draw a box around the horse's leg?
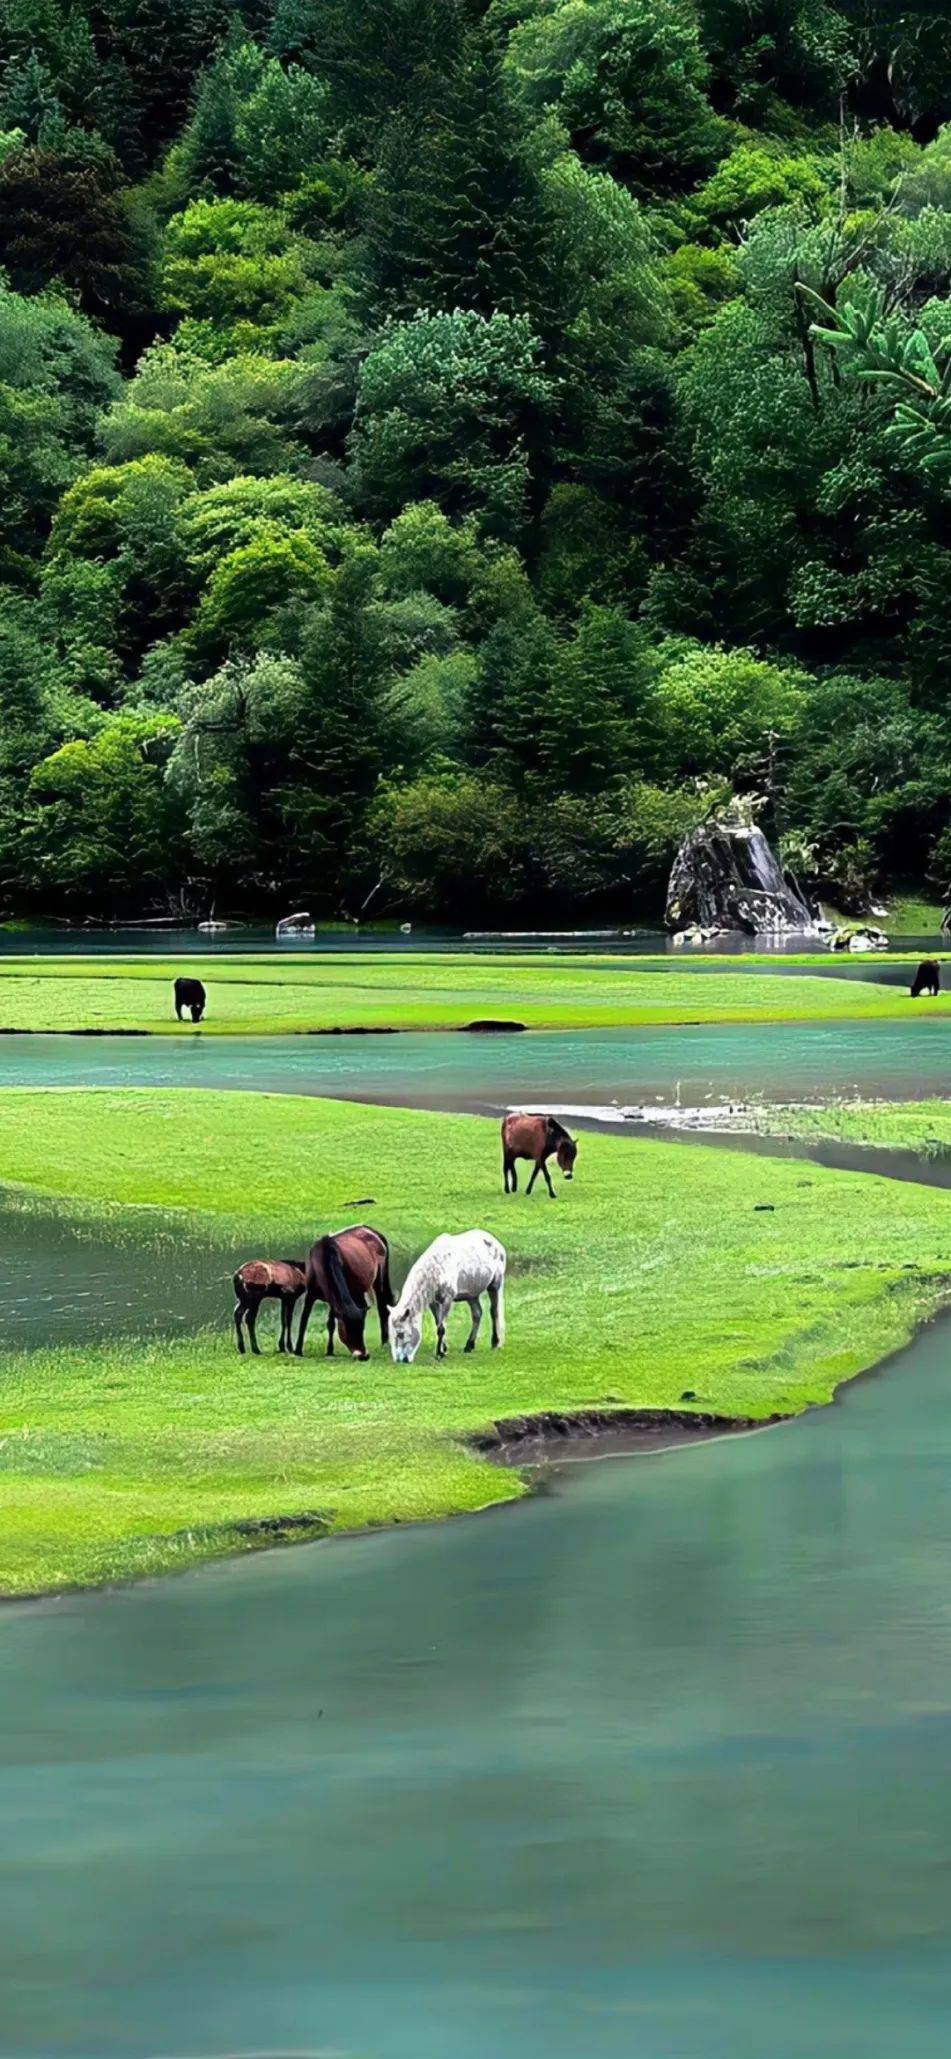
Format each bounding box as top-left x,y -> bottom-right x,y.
432,1293 -> 451,1359
246,1297 -> 261,1355
503,1150 -> 516,1193
541,1153 -> 557,1198
526,1159 -> 540,1193
279,1294 -> 292,1352
234,1298 -> 246,1354
464,1296 -> 482,1353
295,1286 -> 318,1356
326,1310 -> 335,1357
375,1273 -> 390,1345
489,1277 -> 505,1348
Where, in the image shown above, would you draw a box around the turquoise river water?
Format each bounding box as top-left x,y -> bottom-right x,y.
2,1014 -> 951,1108
2,1020 -> 951,2057
4,1315 -> 951,2058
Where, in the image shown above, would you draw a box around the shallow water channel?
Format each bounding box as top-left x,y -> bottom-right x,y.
2,1314 -> 951,2058
3,1023 -> 951,2056
4,1012 -> 951,1109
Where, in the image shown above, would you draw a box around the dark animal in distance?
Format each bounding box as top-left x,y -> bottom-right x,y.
295,1224 -> 394,1361
233,1259 -> 306,1354
174,976 -> 206,1022
911,959 -> 941,997
501,1111 -> 577,1197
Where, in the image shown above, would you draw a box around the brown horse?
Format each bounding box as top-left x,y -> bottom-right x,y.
294,1225 -> 394,1362
501,1112 -> 577,1197
233,1259 -> 306,1354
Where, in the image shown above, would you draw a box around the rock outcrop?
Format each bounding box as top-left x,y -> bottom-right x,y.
666,815 -> 820,936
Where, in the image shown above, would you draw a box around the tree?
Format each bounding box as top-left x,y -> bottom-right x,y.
100,344 -> 309,481
270,0 -> 472,137
25,713 -> 184,909
189,528 -> 331,660
504,0 -> 728,195
161,199 -> 316,327
351,309 -> 553,540
368,768 -> 526,917
698,0 -> 850,120
360,40 -> 545,320
0,277 -> 119,571
162,35 -> 330,203
541,605 -> 658,791
652,642 -> 806,781
0,134 -> 153,325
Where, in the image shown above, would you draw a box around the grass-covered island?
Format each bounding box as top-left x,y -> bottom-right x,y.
0,1086 -> 949,1596
0,950 -> 940,1033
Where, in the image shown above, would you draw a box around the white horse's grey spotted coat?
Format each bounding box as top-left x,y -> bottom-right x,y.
390,1229 -> 506,1363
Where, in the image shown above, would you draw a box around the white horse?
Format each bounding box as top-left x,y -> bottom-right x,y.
390,1230 -> 506,1363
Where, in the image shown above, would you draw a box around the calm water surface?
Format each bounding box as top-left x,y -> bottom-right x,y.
4,1316 -> 951,2057
0,1196 -> 238,1347
0,922 -> 944,958
2,1018 -> 951,1108
4,1021 -> 951,2057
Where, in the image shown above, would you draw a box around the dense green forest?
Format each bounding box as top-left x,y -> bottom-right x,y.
3,0 -> 951,919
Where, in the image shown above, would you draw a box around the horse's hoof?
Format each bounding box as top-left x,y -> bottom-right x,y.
464,1340 -> 475,1353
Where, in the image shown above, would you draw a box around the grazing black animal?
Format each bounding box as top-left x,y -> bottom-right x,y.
174,976 -> 206,1022
911,959 -> 941,998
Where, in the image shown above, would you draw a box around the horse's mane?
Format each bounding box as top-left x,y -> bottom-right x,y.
392,1242 -> 446,1319
546,1115 -> 571,1143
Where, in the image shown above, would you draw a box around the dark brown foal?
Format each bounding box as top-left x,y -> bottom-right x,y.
233,1259 -> 306,1354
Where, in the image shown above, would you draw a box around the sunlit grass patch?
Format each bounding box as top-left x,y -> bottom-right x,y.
0,1088 -> 948,1592
0,950 -> 931,1032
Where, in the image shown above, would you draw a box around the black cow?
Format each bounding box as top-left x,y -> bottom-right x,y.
174,976 -> 206,1022
910,959 -> 941,998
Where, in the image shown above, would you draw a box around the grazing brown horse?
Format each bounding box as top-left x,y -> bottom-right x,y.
294,1225 -> 394,1361
501,1112 -> 577,1197
233,1259 -> 306,1354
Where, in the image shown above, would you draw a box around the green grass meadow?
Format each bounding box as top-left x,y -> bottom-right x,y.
0,950 -> 940,1031
0,1087 -> 949,1595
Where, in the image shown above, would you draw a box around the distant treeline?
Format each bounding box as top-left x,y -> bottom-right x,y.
2,0 -> 951,917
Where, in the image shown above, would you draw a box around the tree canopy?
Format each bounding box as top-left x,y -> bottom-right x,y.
2,0 -> 951,916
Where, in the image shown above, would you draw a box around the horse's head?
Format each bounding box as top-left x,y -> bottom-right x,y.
390,1307 -> 422,1364
557,1135 -> 577,1180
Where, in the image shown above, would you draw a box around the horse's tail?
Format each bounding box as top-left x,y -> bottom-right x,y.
320,1236 -> 364,1325
377,1231 -> 396,1307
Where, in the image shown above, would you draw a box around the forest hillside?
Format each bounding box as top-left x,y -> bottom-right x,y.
1,0 -> 951,919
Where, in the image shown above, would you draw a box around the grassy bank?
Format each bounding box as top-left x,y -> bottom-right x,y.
757,1099 -> 951,1157
0,950 -> 939,1031
0,1087 -> 949,1594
